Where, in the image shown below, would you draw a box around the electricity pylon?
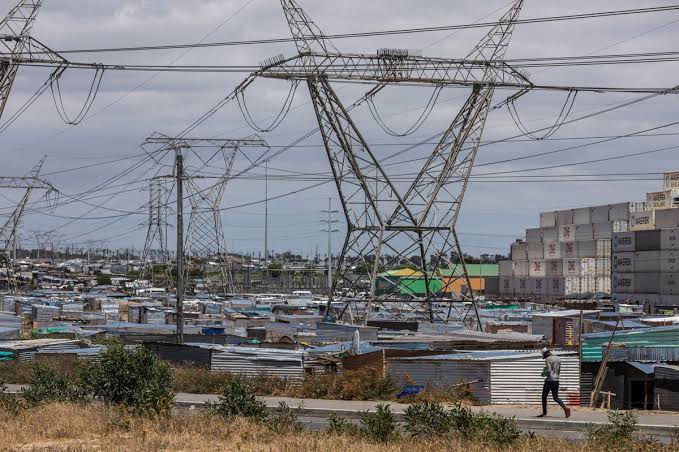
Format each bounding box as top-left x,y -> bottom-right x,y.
238,0 -> 527,327
0,156 -> 56,292
141,176 -> 172,285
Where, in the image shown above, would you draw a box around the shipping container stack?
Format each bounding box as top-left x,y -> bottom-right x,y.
499,202 -> 645,301
611,172 -> 679,311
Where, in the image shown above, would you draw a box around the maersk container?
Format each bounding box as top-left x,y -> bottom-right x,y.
499,261 -> 514,277
513,260 -> 529,277
544,241 -> 561,260
660,273 -> 679,295
527,242 -> 544,260
558,224 -> 575,243
545,260 -> 564,277
590,205 -> 609,223
526,228 -> 542,243
660,250 -> 679,273
635,230 -> 662,251
529,260 -> 546,277
661,228 -> 679,250
573,207 -> 591,225
646,190 -> 679,210
654,208 -> 679,229
609,203 -> 631,221
529,277 -> 547,295
593,222 -> 613,239
613,232 -> 635,253
634,251 -> 661,273
664,171 -> 679,191
636,273 -> 661,294
557,209 -> 573,226
540,211 -> 557,229
630,211 -> 655,231
561,242 -> 577,259
613,273 -> 634,294
575,224 -> 594,241
511,242 -> 529,260
613,252 -> 634,272
542,227 -> 558,242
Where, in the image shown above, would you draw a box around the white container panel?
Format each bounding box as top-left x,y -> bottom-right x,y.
561,242 -> 578,259
544,242 -> 561,260
609,203 -> 630,221
613,232 -> 635,253
613,252 -> 634,272
557,210 -> 574,226
634,251 -> 661,273
636,273 -> 661,294
629,202 -> 648,213
499,261 -> 514,277
580,258 -> 597,277
511,242 -> 529,261
573,208 -> 591,225
661,228 -> 679,250
597,239 -> 612,258
660,250 -> 679,273
526,228 -> 542,244
647,190 -> 679,210
596,258 -> 611,276
499,277 -> 514,295
529,260 -> 546,277
655,208 -> 679,229
563,259 -> 581,277
630,211 -> 655,231
545,260 -> 564,277
515,278 -> 529,295
590,205 -> 609,223
613,273 -> 634,294
613,220 -> 628,233
542,227 -> 558,242
664,171 -> 679,191
593,222 -> 613,239
596,276 -> 611,294
575,224 -> 594,241
540,211 -> 557,229
558,224 -> 576,243
527,243 -> 544,260
660,273 -> 679,295
547,277 -> 565,296
529,278 -> 547,295
513,261 -> 529,277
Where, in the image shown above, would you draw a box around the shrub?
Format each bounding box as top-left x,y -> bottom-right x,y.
586,410 -> 638,448
403,401 -> 452,437
359,404 -> 398,443
298,367 -> 397,401
0,357 -> 82,384
446,403 -> 520,446
79,344 -> 173,416
326,413 -> 360,436
20,364 -> 82,405
208,377 -> 267,420
0,378 -> 21,413
268,401 -> 304,434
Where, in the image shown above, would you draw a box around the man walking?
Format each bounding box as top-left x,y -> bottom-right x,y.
537,348 -> 571,418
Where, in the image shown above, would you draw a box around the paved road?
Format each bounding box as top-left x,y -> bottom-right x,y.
6,385 -> 678,442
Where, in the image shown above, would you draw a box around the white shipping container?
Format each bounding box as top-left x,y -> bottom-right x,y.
515,278 -> 529,295
499,277 -> 514,295
540,211 -> 557,229
542,227 -> 558,242
526,228 -> 542,244
561,242 -> 578,259
544,241 -> 561,260
528,277 -> 547,295
577,239 -> 611,258
636,273 -> 661,294
591,205 -> 609,223
575,224 -> 594,241
654,208 -> 679,229
630,211 -> 655,231
664,171 -> 679,191
529,260 -> 546,277
557,210 -> 574,226
660,250 -> 679,273
527,242 -> 544,260
613,252 -> 634,272
630,201 -> 647,213
596,276 -> 611,294
511,242 -> 529,261
634,251 -> 661,273
661,228 -> 679,250
613,273 -> 634,294
513,260 -> 529,277
609,203 -> 630,221
545,260 -> 564,277
613,232 -> 635,253
573,207 -> 591,225
580,257 -> 597,276
546,277 -> 582,296
596,258 -> 611,276
593,222 -> 613,239
558,224 -> 575,242
499,261 -> 514,277
563,259 -> 581,277
647,190 -> 679,210
660,273 -> 679,295
582,276 -> 597,293
613,220 -> 628,233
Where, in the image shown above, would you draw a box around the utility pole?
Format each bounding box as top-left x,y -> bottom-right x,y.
176,150 -> 185,344
264,161 -> 269,280
321,198 -> 339,304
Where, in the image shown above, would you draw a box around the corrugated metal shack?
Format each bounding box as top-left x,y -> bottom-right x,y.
655,365 -> 679,411
581,325 -> 679,362
388,350 -> 580,405
0,339 -> 86,361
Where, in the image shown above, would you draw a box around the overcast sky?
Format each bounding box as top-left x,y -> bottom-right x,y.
1,0 -> 678,258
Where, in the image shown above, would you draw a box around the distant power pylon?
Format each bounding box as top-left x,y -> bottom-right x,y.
232,0 -> 528,328
141,176 -> 172,284
0,156 -> 56,292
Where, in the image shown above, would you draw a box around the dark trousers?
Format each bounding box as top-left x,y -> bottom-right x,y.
542,380 -> 567,414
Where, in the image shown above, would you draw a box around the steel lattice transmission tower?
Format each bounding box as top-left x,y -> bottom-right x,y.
0,156 -> 56,292
141,176 -> 172,283
241,0 -> 528,327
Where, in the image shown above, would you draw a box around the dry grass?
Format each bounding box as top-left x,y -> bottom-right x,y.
0,357 -> 82,384
0,403 -> 671,451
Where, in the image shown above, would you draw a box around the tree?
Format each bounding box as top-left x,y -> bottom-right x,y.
96,274 -> 112,286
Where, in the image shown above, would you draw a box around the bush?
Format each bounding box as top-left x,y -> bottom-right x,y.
586,410 -> 639,448
20,364 -> 82,405
298,367 -> 397,401
268,401 -> 304,434
326,413 -> 360,436
403,401 -> 452,437
0,357 -> 82,384
208,377 -> 267,420
447,403 -> 520,446
0,378 -> 21,413
79,344 -> 173,416
359,404 -> 398,443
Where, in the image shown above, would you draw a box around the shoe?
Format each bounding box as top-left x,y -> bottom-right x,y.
565,407 -> 571,419
536,414 -> 546,418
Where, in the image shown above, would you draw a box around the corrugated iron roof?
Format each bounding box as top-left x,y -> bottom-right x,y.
581,325 -> 679,362
627,362 -> 656,375
392,350 -> 577,362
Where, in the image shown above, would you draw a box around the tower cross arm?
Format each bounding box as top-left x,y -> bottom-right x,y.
0,176 -> 54,191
